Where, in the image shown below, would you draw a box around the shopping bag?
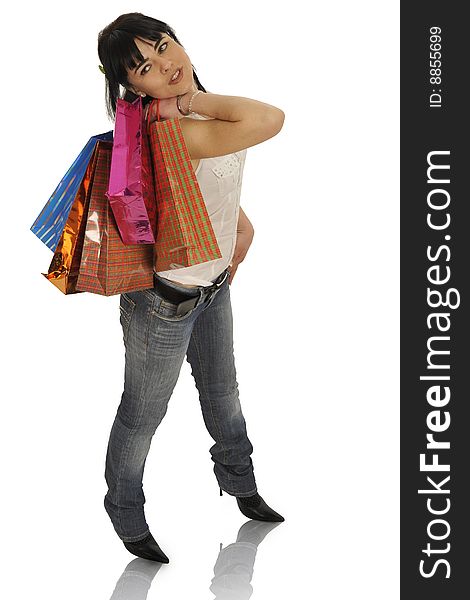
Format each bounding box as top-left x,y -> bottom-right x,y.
105,96 -> 157,245
42,142 -> 100,294
75,140 -> 154,296
145,98 -> 222,272
31,131 -> 113,251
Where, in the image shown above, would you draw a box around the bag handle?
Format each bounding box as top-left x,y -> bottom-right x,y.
145,98 -> 160,130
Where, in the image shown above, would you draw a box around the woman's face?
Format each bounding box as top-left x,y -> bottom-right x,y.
125,34 -> 194,98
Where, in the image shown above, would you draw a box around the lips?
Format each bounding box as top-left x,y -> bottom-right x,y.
169,67 -> 183,84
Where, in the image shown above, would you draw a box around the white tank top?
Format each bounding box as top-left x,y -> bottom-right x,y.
155,111 -> 247,287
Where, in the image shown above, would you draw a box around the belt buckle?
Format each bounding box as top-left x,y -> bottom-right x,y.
215,269 -> 229,287
204,269 -> 228,304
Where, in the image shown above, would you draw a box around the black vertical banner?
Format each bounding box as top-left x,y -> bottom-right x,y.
401,3 -> 469,597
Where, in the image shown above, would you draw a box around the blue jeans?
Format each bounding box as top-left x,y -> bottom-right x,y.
104,269 -> 257,542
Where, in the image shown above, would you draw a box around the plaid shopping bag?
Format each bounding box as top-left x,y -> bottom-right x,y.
75,140 -> 154,296
145,98 -> 222,272
31,131 -> 113,251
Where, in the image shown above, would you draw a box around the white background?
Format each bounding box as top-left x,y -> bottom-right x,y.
2,1 -> 399,598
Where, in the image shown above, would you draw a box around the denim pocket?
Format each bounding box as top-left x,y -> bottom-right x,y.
119,293 -> 137,339
153,295 -> 198,322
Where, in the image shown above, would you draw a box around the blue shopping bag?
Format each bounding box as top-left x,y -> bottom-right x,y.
30,131 -> 114,251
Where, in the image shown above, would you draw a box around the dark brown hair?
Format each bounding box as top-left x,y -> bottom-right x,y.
97,12 -> 207,121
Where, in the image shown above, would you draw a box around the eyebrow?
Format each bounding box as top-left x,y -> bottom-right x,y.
134,38 -> 165,73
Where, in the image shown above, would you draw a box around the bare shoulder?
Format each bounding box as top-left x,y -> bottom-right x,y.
179,114 -> 282,160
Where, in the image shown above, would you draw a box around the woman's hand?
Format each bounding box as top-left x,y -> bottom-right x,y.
145,80 -> 199,122
228,207 -> 255,285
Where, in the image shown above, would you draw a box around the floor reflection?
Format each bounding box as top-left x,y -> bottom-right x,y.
209,520 -> 281,600
108,558 -> 163,599
108,520 -> 282,600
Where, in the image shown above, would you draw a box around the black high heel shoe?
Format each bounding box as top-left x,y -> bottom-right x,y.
123,532 -> 170,563
220,487 -> 285,522
236,494 -> 285,522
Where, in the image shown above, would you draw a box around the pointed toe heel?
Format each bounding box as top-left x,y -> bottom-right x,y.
123,532 -> 170,563
236,494 -> 285,523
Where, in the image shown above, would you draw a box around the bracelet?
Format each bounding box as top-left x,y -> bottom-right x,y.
188,90 -> 203,113
177,90 -> 203,116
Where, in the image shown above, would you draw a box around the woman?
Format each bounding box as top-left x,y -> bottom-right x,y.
98,12 -> 285,563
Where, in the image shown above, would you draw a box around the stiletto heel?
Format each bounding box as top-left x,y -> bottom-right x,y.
219,487 -> 223,496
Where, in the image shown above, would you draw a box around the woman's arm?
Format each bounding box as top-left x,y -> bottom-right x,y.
147,87 -> 285,158
237,206 -> 254,234
179,92 -> 285,158
228,206 -> 255,285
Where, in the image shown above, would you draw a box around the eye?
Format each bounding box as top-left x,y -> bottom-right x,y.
141,41 -> 168,75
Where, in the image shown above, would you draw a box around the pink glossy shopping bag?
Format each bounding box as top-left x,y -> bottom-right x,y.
106,96 -> 157,245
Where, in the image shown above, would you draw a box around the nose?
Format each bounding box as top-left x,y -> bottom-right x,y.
159,58 -> 172,73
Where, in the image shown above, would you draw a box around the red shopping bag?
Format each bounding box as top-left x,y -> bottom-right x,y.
145,98 -> 222,272
75,140 -> 155,295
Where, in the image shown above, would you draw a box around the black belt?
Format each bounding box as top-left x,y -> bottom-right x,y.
153,268 -> 230,316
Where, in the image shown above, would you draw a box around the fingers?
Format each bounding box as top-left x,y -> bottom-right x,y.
144,99 -> 159,124
228,263 -> 238,284
143,103 -> 149,119
149,100 -> 157,123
